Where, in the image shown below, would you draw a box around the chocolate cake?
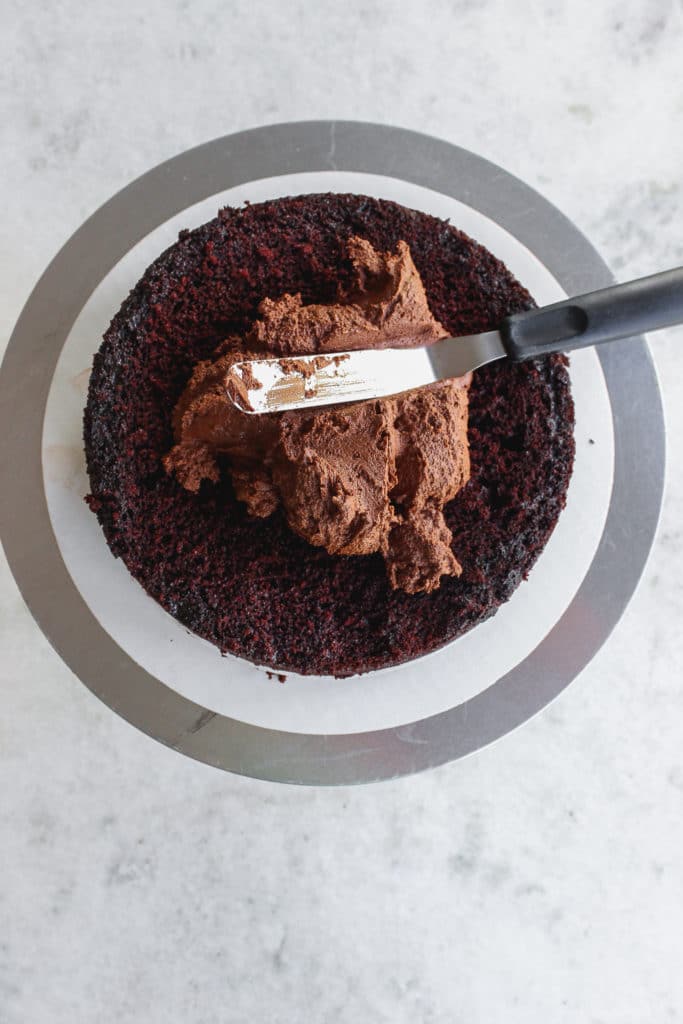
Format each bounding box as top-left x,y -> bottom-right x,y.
84,193 -> 575,676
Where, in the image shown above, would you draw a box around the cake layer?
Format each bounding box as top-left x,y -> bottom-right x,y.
84,193 -> 575,676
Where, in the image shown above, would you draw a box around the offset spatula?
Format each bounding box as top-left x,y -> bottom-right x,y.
226,268 -> 683,414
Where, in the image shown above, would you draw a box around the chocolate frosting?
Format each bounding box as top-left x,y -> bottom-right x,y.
164,238 -> 471,593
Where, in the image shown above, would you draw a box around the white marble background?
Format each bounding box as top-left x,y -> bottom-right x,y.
2,1 -> 683,1021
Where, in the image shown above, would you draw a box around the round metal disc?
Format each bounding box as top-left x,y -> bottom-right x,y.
0,121 -> 665,784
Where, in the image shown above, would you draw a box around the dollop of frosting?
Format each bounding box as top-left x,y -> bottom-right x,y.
164,237 -> 471,593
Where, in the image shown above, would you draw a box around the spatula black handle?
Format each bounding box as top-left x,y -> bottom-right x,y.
500,267 -> 683,361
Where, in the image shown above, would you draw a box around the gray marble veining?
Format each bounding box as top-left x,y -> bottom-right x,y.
2,1 -> 683,1021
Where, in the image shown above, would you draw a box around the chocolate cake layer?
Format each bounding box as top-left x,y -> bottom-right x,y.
84,193 -> 575,676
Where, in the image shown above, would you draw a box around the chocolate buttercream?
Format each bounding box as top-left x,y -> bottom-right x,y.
164,237 -> 471,593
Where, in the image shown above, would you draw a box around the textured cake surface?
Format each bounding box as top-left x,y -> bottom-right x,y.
84,193 -> 575,676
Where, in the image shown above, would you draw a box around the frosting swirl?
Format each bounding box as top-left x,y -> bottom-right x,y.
164,237 -> 470,593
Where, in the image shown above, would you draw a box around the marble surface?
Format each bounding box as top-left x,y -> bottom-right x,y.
2,1 -> 683,1020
